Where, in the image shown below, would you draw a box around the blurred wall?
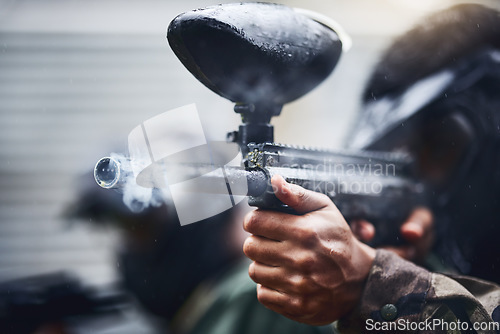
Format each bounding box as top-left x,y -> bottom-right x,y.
0,0 -> 498,285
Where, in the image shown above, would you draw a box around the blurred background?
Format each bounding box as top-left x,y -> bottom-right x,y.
0,0 -> 499,330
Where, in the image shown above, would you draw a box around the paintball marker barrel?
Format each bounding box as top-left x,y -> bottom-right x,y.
94,156 -> 269,197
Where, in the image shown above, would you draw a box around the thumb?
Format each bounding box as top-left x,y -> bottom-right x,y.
271,175 -> 332,214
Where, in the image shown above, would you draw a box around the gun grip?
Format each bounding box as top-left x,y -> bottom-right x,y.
250,195 -> 407,246
248,191 -> 295,213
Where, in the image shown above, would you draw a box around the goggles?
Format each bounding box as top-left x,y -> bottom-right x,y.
350,48 -> 500,204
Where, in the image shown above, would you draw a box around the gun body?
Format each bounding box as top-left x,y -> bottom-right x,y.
243,143 -> 425,246
95,3 -> 427,246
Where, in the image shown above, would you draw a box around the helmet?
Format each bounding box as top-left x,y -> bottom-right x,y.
348,4 -> 500,283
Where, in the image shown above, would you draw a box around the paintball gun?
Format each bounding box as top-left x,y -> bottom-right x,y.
94,3 -> 425,246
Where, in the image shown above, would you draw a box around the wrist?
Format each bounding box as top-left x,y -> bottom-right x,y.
345,239 -> 376,310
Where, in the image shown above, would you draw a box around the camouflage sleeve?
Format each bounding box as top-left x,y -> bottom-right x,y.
337,249 -> 500,333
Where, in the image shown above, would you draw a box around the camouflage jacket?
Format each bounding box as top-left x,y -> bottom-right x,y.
338,249 -> 500,333
174,250 -> 499,334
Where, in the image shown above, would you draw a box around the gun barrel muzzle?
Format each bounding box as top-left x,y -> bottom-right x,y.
94,157 -> 125,189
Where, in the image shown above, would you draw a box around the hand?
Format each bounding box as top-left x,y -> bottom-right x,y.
243,175 -> 375,325
350,207 -> 434,263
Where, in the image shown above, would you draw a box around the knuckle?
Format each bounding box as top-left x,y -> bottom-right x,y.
290,296 -> 309,312
291,188 -> 308,207
289,297 -> 301,310
296,188 -> 307,200
290,274 -> 311,293
300,226 -> 319,246
295,252 -> 316,272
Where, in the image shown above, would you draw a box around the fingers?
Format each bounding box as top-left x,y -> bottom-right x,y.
249,262 -> 287,291
400,207 -> 433,243
240,174 -> 376,325
243,175 -> 340,241
271,175 -> 332,214
350,219 -> 375,243
255,284 -> 297,316
248,261 -> 317,294
382,207 -> 434,262
257,284 -> 316,325
243,235 -> 286,266
243,209 -> 301,241
256,284 -> 339,326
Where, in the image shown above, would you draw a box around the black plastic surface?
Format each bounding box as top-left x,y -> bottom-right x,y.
167,3 -> 342,106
